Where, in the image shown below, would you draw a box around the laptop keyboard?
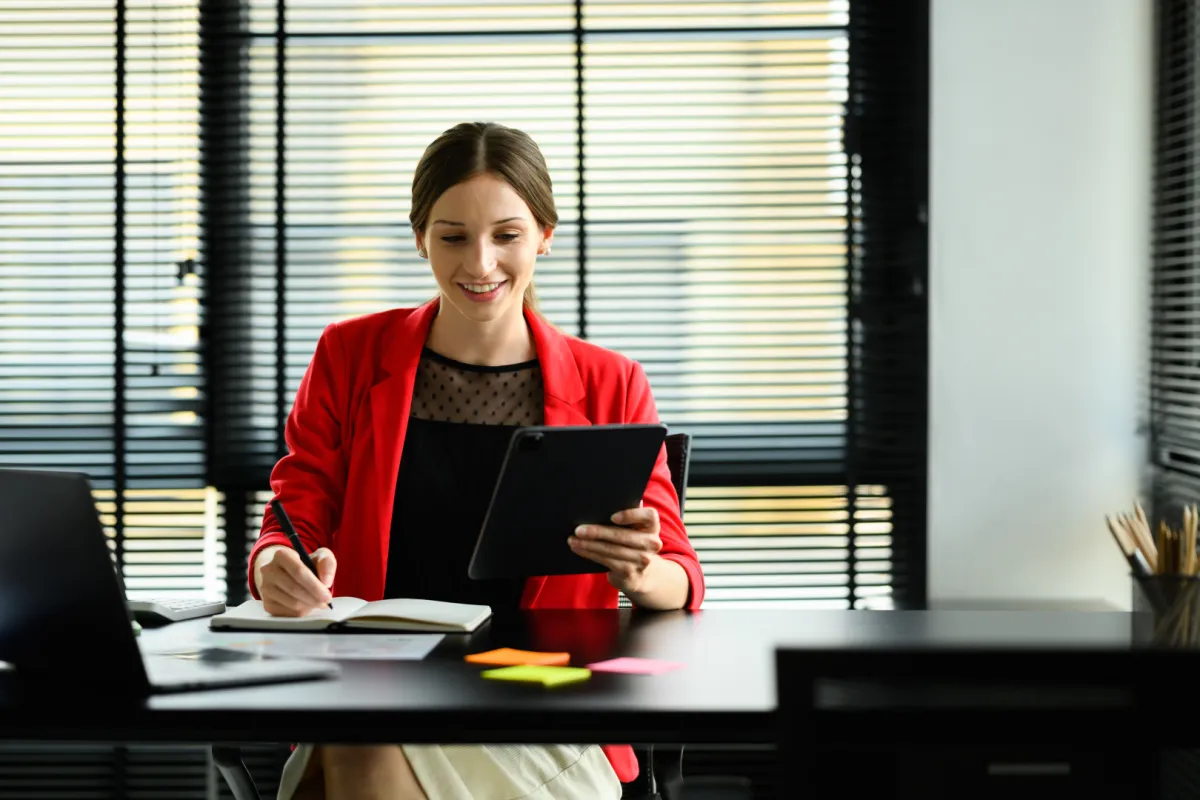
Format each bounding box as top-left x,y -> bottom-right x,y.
155,598 -> 213,611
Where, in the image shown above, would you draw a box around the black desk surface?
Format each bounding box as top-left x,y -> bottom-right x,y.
0,609 -> 1143,745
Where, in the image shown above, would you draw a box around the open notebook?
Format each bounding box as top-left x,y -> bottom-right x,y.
210,597 -> 492,633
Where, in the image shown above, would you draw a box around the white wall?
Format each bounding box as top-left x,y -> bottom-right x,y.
928,0 -> 1152,610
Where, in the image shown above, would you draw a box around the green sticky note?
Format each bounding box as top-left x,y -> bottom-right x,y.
481,664 -> 592,687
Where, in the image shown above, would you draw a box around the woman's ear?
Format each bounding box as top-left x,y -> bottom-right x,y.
414,232 -> 427,259
538,226 -> 554,256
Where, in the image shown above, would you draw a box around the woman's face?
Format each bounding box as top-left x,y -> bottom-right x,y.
417,172 -> 551,325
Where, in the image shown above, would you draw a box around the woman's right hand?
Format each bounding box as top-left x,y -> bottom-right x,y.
253,544 -> 337,617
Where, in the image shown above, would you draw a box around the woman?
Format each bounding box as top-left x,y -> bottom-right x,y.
249,122 -> 706,800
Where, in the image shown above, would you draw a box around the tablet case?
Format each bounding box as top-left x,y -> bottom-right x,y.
467,423 -> 668,580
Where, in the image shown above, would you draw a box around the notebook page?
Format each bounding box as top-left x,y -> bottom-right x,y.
348,598 -> 490,627
214,596 -> 367,625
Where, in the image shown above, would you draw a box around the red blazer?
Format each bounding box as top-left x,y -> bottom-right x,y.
249,299 -> 706,782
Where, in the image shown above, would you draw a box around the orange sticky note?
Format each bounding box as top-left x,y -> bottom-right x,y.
464,648 -> 570,667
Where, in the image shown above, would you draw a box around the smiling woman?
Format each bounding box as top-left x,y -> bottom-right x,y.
413,123 -> 555,302
418,170 -> 550,363
410,124 -> 556,366
252,121 -> 703,799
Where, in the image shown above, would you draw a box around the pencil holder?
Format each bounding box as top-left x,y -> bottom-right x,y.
1132,573 -> 1200,647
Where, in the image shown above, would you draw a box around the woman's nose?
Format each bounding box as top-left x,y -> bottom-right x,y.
464,240 -> 497,276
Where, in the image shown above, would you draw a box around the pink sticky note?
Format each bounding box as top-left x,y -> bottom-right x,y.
585,657 -> 684,675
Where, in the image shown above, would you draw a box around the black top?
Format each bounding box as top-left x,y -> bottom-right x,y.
384,348 -> 544,609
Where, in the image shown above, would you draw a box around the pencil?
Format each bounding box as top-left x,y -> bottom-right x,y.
1135,499 -> 1150,530
1123,513 -> 1159,572
1188,505 -> 1198,575
1106,515 -> 1133,556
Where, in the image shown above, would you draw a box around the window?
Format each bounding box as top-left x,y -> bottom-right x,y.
0,0 -> 927,793
205,0 -> 928,608
0,0 -> 928,612
0,0 -> 221,600
0,0 -> 217,792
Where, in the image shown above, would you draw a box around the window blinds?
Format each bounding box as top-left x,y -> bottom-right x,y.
0,0 -> 927,793
0,0 -> 221,599
0,0 -> 929,638
0,7 -> 223,795
1152,0 -> 1200,516
203,0 -> 928,609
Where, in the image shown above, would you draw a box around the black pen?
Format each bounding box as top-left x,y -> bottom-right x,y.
269,498 -> 334,609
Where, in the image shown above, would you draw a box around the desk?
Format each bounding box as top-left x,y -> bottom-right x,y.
0,608 -> 1139,748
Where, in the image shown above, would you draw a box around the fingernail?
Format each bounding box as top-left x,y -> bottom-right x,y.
568,537 -> 580,548
611,512 -> 623,523
575,525 -> 588,536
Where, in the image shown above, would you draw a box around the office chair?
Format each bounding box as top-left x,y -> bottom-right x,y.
213,432 -> 748,800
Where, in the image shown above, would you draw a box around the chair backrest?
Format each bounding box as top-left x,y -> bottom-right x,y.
663,432 -> 692,516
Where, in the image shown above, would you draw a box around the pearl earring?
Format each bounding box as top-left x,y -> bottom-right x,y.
418,249 -> 427,258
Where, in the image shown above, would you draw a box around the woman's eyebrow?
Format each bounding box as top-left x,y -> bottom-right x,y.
431,217 -> 524,226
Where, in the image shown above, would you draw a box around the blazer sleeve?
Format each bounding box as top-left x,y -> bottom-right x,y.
625,360 -> 706,610
247,322 -> 350,598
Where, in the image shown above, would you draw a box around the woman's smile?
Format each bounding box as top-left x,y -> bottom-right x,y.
458,280 -> 508,303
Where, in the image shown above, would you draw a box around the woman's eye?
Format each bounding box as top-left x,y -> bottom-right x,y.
438,233 -> 519,244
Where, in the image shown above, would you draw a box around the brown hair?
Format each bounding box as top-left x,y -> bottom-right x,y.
410,122 -> 558,311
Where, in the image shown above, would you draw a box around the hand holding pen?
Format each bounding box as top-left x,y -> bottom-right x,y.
252,499 -> 337,616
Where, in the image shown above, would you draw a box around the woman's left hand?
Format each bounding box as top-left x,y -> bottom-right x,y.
568,506 -> 662,594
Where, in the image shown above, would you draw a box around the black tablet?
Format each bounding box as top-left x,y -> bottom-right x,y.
467,423 -> 669,580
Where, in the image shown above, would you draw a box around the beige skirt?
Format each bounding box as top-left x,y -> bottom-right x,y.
276,743 -> 622,800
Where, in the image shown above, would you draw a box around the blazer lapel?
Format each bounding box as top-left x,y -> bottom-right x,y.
543,394 -> 593,427
527,307 -> 591,426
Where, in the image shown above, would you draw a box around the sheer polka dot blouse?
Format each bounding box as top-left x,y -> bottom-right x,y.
410,348 -> 545,426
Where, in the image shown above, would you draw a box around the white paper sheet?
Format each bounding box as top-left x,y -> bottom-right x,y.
149,632 -> 444,661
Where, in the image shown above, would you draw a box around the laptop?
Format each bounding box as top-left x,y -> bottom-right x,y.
0,468 -> 339,694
